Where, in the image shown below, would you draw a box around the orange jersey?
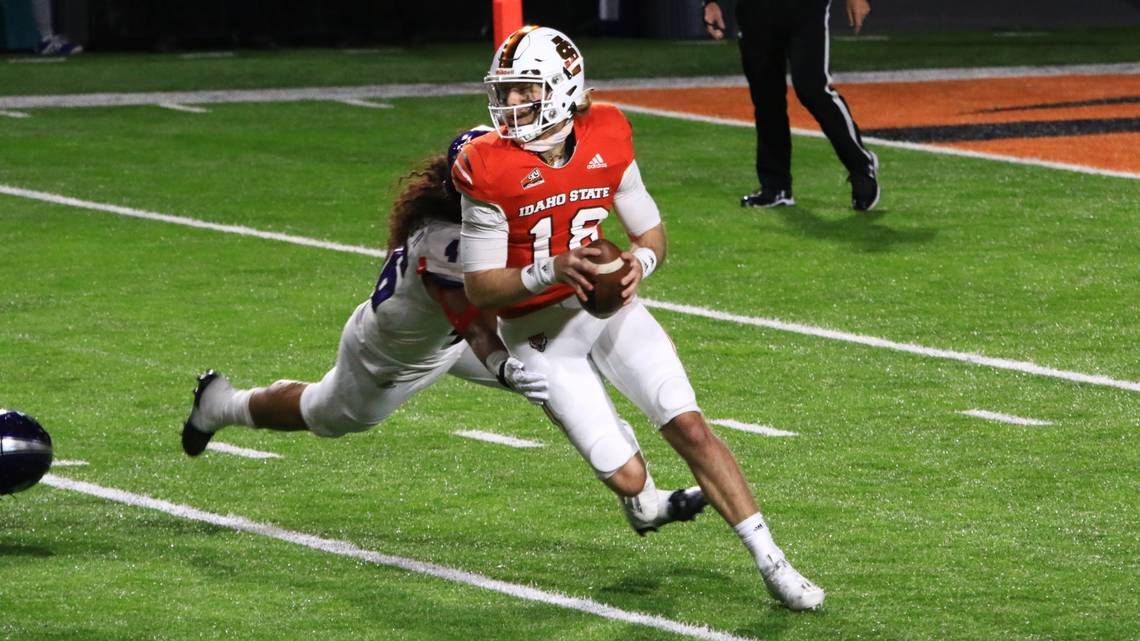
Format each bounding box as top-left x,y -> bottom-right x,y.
453,103 -> 635,317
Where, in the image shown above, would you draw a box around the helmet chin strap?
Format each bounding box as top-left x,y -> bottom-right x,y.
521,120 -> 574,153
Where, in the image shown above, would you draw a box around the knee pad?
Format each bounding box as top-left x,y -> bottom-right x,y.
653,375 -> 700,427
300,383 -> 375,438
587,418 -> 640,478
305,414 -> 373,438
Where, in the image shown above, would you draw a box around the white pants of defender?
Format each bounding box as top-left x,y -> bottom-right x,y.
300,301 -> 500,437
500,297 -> 700,478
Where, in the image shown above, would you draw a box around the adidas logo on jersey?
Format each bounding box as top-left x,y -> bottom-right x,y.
586,153 -> 607,170
521,167 -> 545,189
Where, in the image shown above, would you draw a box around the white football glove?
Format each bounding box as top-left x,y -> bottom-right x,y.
497,357 -> 549,405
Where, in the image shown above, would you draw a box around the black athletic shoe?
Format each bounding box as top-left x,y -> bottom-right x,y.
741,186 -> 795,208
850,152 -> 880,211
181,370 -> 220,457
634,486 -> 708,537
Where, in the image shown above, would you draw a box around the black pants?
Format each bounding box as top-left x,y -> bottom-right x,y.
737,0 -> 873,191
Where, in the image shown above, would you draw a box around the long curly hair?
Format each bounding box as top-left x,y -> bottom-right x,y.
386,154 -> 460,251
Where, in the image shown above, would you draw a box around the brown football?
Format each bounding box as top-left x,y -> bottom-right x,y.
581,238 -> 631,318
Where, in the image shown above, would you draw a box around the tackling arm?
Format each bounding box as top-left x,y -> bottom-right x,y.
421,274 -> 548,403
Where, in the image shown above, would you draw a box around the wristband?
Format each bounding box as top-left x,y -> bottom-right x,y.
633,247 -> 658,279
484,350 -> 510,386
520,256 -> 557,293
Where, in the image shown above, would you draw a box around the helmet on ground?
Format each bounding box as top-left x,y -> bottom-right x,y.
0,409 -> 53,495
484,26 -> 586,142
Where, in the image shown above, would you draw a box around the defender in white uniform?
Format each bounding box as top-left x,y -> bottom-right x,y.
180,130 -> 547,451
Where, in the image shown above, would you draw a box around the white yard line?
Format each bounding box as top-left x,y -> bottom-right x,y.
338,99 -> 393,109
1,182 -> 1136,394
40,474 -> 760,641
157,103 -> 210,113
710,419 -> 798,437
610,102 -> 1140,181
205,442 -> 283,459
0,185 -> 385,258
0,110 -> 30,118
52,459 -> 89,467
6,57 -> 66,64
958,409 -> 1053,426
642,299 -> 1140,393
454,430 -> 544,449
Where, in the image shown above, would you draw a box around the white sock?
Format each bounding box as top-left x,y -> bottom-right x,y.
198,383 -> 257,432
734,512 -> 785,572
621,472 -> 677,529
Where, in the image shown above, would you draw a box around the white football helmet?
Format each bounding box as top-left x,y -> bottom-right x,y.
484,26 -> 587,142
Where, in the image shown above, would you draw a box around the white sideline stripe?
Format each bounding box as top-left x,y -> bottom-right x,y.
640,299 -> 1140,393
339,99 -> 393,109
179,52 -> 235,60
610,102 -> 1140,181
40,474 -> 758,641
157,103 -> 210,114
0,184 -> 387,258
205,442 -> 283,459
0,83 -> 483,109
52,459 -> 89,467
4,63 -> 1137,109
0,110 -> 30,118
710,419 -> 798,437
2,184 -> 1137,394
454,430 -> 544,449
958,409 -> 1052,426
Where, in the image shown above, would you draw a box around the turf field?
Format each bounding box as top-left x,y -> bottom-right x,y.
1,31 -> 1138,641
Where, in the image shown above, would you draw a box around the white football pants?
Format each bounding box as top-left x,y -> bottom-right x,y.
300,301 -> 502,437
499,297 -> 700,478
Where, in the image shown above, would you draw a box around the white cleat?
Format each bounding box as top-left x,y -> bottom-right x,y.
761,558 -> 825,611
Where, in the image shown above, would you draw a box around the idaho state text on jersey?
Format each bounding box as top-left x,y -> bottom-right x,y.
518,187 -> 612,217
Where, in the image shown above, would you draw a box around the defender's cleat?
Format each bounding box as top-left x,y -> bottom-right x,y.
742,187 -> 795,208
850,152 -> 880,211
181,370 -> 221,457
761,557 -> 826,611
634,486 -> 708,537
35,35 -> 83,56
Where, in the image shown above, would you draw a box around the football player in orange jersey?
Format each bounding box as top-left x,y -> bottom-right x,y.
454,26 -> 825,610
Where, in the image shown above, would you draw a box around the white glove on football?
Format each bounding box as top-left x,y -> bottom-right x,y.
498,357 -> 549,405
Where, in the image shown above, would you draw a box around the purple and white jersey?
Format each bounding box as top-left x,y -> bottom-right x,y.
354,220 -> 467,371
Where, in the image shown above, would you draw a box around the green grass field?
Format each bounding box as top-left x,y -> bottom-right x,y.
1,34 -> 1138,641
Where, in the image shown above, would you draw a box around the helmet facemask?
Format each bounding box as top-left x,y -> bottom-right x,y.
486,79 -> 565,142
485,26 -> 586,143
